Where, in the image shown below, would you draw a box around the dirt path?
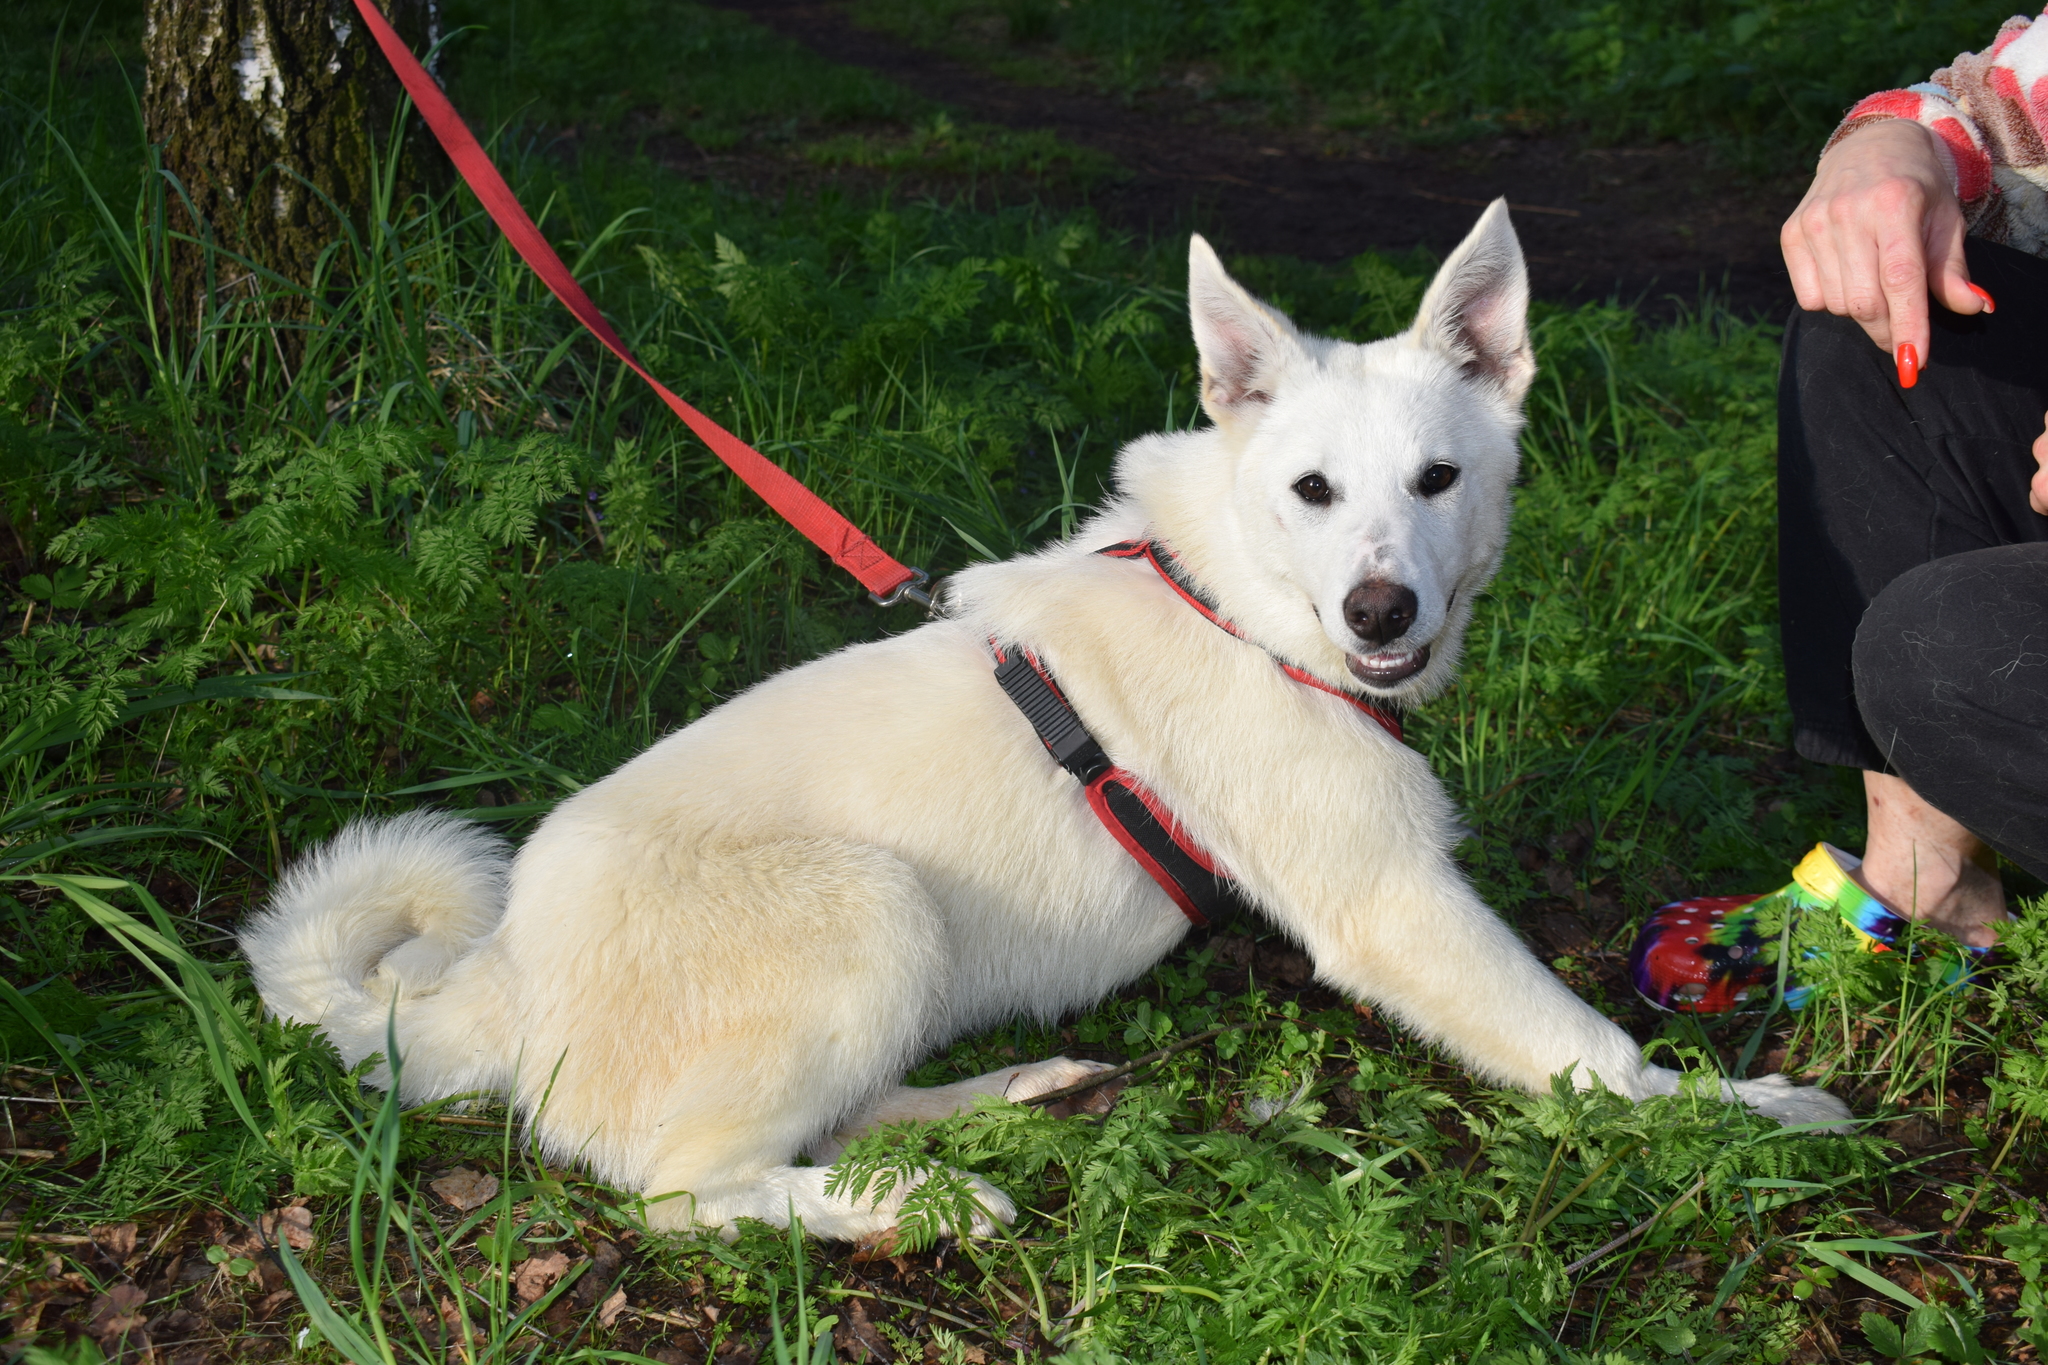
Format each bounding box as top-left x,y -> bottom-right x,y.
706,0 -> 1807,318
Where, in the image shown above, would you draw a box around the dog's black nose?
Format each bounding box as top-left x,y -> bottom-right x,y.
1343,580 -> 1417,647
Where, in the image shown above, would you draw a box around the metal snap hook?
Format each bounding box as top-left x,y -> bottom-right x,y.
868,567 -> 933,610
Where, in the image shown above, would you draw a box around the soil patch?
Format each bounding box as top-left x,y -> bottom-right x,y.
704,0 -> 1809,319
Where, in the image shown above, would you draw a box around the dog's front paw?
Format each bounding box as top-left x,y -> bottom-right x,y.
1000,1056 -> 1127,1118
1729,1073 -> 1854,1132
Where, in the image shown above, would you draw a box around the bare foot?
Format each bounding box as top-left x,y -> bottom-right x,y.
1853,771 -> 2007,949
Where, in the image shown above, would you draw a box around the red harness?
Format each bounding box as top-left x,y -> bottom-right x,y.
993,540 -> 1403,928
1095,541 -> 1403,742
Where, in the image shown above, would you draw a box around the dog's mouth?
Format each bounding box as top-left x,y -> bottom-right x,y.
1345,643 -> 1431,687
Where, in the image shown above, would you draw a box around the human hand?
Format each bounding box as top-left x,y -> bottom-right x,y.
2032,414 -> 2048,516
1781,118 -> 1990,386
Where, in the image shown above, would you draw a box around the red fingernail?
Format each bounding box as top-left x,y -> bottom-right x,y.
1897,343 -> 1919,388
1968,282 -> 1997,313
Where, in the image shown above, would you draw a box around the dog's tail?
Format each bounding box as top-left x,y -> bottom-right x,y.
240,811 -> 510,1094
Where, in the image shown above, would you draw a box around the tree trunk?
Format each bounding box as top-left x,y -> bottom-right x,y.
143,0 -> 445,333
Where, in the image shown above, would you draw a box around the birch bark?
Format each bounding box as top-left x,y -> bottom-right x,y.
142,0 -> 444,331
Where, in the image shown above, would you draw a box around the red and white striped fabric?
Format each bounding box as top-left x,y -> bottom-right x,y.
1829,8 -> 2048,255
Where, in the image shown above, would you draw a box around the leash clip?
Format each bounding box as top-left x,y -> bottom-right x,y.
869,567 -> 933,610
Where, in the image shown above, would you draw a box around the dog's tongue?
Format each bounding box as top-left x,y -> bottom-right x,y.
1346,643 -> 1430,687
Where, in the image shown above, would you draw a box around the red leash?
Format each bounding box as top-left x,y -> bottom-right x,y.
349,0 -> 929,607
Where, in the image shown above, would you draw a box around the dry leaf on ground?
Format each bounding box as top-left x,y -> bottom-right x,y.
429,1167 -> 500,1211
154,1310 -> 203,1338
87,1282 -> 147,1338
438,1295 -> 482,1348
89,1223 -> 138,1263
261,1204 -> 315,1251
833,1298 -> 894,1362
512,1249 -> 572,1304
574,1239 -> 624,1307
848,1227 -> 901,1264
598,1287 -> 628,1327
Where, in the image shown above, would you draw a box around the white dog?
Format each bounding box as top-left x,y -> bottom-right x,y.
241,202 -> 1849,1241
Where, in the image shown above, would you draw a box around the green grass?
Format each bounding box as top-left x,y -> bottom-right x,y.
5,1 -> 2048,1362
852,0 -> 2020,163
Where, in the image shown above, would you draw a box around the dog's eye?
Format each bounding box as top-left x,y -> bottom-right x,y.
1417,463 -> 1460,496
1292,473 -> 1334,507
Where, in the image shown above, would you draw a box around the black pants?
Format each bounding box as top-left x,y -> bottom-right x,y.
1778,236 -> 2048,880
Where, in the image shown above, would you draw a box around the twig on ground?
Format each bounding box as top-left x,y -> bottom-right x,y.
824,1285 -> 1000,1339
423,1113 -> 509,1128
1985,1171 -> 2047,1222
1020,1020 -> 1283,1108
1564,1174 -> 1708,1276
1950,1118 -> 2029,1237
1704,730 -> 1778,751
1481,768 -> 1552,803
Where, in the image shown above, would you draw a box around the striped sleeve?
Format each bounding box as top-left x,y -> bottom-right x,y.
1823,12 -> 2048,250
1829,82 -> 1993,206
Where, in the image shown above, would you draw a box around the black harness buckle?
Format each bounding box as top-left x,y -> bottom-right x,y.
993,650 -> 1109,783
992,639 -> 1250,929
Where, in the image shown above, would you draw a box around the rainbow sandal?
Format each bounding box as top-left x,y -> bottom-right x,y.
1628,842 -> 1967,1014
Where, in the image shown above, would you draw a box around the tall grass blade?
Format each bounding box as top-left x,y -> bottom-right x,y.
25,874 -> 267,1139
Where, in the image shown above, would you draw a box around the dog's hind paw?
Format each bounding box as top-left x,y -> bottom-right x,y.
998,1056 -> 1127,1117
1728,1073 -> 1854,1132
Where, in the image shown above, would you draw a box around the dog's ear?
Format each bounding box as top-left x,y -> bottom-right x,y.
1189,234 -> 1301,430
1409,199 -> 1535,404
